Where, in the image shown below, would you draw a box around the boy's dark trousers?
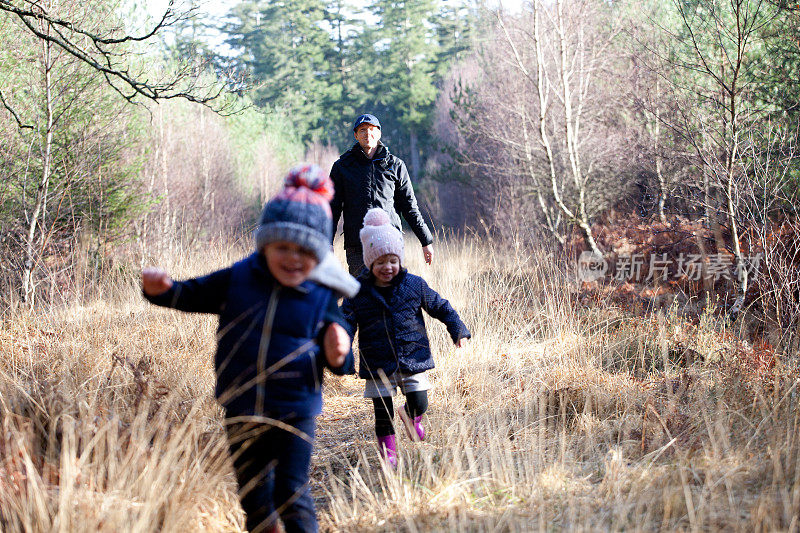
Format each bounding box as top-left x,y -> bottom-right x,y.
226,417 -> 317,533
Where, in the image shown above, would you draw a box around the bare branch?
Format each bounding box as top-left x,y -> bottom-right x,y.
0,0 -> 232,114
0,0 -> 189,45
0,87 -> 33,129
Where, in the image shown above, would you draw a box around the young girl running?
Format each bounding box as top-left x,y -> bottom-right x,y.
342,208 -> 470,467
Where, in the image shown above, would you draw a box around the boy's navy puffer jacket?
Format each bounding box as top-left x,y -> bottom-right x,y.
341,269 -> 470,379
145,252 -> 354,418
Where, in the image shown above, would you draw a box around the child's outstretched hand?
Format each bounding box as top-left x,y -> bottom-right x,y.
456,337 -> 469,349
324,323 -> 350,368
142,267 -> 173,296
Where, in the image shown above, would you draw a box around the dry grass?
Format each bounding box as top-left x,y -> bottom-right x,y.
1,236 -> 798,532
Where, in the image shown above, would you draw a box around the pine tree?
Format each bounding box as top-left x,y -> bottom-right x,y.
162,1 -> 221,74
225,0 -> 335,141
369,0 -> 441,177
433,2 -> 474,78
321,0 -> 367,146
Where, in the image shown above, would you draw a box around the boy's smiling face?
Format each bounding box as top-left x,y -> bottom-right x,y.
371,254 -> 400,286
263,241 -> 318,287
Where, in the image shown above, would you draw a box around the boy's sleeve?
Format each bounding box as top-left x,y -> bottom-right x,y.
420,280 -> 471,344
320,295 -> 355,375
339,295 -> 358,339
143,267 -> 232,314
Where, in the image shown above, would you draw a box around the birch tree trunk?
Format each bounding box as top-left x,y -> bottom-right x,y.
21,22 -> 55,306
554,0 -> 601,256
521,108 -> 564,244
653,81 -> 667,224
724,18 -> 747,317
495,2 -> 602,256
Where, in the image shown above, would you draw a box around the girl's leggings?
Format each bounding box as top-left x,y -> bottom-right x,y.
226,416 -> 318,533
372,390 -> 428,437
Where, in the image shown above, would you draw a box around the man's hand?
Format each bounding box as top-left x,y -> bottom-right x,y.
422,245 -> 434,265
142,267 -> 173,297
324,323 -> 350,368
456,337 -> 469,349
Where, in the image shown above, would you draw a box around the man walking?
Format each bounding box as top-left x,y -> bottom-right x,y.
330,114 -> 434,275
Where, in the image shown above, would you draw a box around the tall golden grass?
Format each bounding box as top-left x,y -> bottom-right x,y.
1,236 -> 797,531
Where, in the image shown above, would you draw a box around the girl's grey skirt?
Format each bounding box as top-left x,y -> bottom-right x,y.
363,372 -> 431,398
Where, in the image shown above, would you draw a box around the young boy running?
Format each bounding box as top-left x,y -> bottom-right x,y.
142,164 -> 357,533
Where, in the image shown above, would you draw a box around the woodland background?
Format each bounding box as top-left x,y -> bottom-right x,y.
1,0 -> 800,530
1,0 -> 798,324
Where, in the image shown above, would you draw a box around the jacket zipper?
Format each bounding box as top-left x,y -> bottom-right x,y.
382,308 -> 400,368
256,284 -> 281,414
370,160 -> 375,205
311,350 -> 320,392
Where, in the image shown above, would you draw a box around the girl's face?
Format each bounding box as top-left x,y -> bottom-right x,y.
263,241 -> 318,287
371,254 -> 400,286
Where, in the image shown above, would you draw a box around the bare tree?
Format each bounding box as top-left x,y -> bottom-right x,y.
3,1 -> 156,305
649,0 -> 778,317
520,0 -> 605,254
444,0 -> 631,253
742,124 -> 800,349
0,0 -> 232,127
20,12 -> 55,304
0,0 -> 241,306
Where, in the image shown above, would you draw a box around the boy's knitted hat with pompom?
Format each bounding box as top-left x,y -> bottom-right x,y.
360,208 -> 404,268
255,163 -> 333,262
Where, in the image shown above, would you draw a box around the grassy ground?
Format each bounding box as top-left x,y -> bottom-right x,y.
1,237 -> 798,531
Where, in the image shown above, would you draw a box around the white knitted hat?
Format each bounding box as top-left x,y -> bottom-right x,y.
360,208 -> 404,268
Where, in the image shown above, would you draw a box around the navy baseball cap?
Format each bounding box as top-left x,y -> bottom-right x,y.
353,114 -> 381,131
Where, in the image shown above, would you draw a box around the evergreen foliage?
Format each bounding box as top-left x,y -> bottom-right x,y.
220,0 -> 475,167
225,0 -> 337,141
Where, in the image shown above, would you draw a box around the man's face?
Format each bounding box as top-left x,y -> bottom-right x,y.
354,123 -> 381,152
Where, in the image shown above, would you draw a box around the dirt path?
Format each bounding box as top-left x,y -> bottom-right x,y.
311,375 -> 375,511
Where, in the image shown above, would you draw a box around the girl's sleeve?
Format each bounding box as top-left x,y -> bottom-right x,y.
143,267 -> 232,314
320,295 -> 355,375
420,280 -> 471,344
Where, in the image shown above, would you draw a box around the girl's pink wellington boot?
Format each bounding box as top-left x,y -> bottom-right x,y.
377,434 -> 397,468
398,407 -> 425,441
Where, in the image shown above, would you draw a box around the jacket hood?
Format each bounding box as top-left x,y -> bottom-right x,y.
308,251 -> 361,298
